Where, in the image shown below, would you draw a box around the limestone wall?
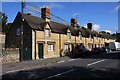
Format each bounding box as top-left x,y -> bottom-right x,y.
2,48 -> 20,64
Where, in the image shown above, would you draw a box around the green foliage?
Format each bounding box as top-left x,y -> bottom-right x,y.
116,33 -> 120,42
99,31 -> 106,34
110,33 -> 120,42
0,12 -> 8,33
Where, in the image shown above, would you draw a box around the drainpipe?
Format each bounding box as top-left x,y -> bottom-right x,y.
34,30 -> 36,60
75,36 -> 76,54
59,34 -> 62,57
85,37 -> 87,48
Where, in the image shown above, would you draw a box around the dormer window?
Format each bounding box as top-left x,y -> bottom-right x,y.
79,32 -> 82,40
16,28 -> 21,36
89,34 -> 92,41
67,32 -> 71,40
101,37 -> 103,41
45,29 -> 50,37
96,35 -> 98,40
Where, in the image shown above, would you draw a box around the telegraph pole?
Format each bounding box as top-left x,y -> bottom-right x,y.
20,0 -> 25,61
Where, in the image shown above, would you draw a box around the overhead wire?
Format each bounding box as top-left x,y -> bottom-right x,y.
24,2 -> 70,26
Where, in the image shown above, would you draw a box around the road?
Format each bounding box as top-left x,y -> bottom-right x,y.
2,51 -> 120,80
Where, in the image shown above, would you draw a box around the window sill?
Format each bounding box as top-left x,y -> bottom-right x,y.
48,50 -> 54,52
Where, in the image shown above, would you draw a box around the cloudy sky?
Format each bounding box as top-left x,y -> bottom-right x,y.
2,2 -> 119,33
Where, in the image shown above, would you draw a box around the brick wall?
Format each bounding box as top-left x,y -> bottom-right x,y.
2,48 -> 20,64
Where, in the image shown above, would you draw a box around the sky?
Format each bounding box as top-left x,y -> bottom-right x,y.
2,2 -> 119,33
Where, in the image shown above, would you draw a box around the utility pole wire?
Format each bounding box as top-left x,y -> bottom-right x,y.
25,2 -> 70,26
20,0 -> 25,61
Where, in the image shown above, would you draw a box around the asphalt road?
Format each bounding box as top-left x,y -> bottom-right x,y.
2,51 -> 120,80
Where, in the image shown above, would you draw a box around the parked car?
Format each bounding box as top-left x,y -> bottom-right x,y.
101,47 -> 107,52
105,46 -> 111,52
75,48 -> 90,57
109,42 -> 120,51
91,47 -> 103,55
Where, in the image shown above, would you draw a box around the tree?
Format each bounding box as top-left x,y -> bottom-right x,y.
1,12 -> 8,33
116,33 -> 120,42
99,31 -> 106,34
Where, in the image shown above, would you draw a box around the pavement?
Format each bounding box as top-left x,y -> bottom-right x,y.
2,56 -> 71,75
1,51 -> 120,80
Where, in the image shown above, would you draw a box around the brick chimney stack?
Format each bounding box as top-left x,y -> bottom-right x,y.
87,23 -> 92,30
71,18 -> 77,27
41,7 -> 50,22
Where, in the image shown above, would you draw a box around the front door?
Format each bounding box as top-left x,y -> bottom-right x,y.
38,43 -> 43,59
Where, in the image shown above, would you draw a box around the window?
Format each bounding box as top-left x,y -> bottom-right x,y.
89,35 -> 92,41
45,29 -> 50,37
64,44 -> 69,50
48,44 -> 54,51
79,32 -> 82,40
16,28 -> 21,36
67,32 -> 71,40
95,35 -> 98,40
88,43 -> 92,50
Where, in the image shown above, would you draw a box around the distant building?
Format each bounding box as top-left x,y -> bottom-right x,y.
6,8 -> 115,61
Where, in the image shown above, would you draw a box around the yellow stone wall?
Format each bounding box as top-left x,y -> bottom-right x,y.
33,27 -> 115,60
35,30 -> 60,59
105,38 -> 115,43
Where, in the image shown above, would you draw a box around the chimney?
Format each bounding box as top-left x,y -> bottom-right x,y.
87,23 -> 92,30
71,18 -> 77,27
41,7 -> 50,22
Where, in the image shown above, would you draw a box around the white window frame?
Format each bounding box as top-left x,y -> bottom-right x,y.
89,35 -> 92,41
79,32 -> 82,40
96,36 -> 98,40
45,29 -> 50,37
16,28 -> 21,36
67,32 -> 71,40
64,44 -> 69,50
48,44 -> 54,52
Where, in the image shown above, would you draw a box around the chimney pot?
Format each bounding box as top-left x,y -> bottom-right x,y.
87,23 -> 92,30
71,18 -> 77,26
41,7 -> 50,19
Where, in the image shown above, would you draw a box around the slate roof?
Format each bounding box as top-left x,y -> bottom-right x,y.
19,12 -> 69,34
102,33 -> 115,39
18,12 -> 114,39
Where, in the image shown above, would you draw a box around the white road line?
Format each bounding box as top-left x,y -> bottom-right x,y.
42,69 -> 75,80
4,65 -> 41,74
69,59 -> 75,61
87,59 -> 105,67
57,60 -> 65,63
5,69 -> 24,74
4,60 -> 65,75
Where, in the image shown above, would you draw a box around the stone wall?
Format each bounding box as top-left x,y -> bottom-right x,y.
2,48 -> 20,64
0,32 -> 6,48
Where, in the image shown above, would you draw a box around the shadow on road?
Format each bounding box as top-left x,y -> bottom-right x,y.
82,52 -> 120,60
2,65 -> 120,80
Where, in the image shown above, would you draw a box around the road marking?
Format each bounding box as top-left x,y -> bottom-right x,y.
5,69 -> 24,74
87,59 -> 105,67
69,59 -> 75,61
4,65 -> 41,75
42,69 -> 75,80
57,60 -> 65,63
4,60 -> 65,75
